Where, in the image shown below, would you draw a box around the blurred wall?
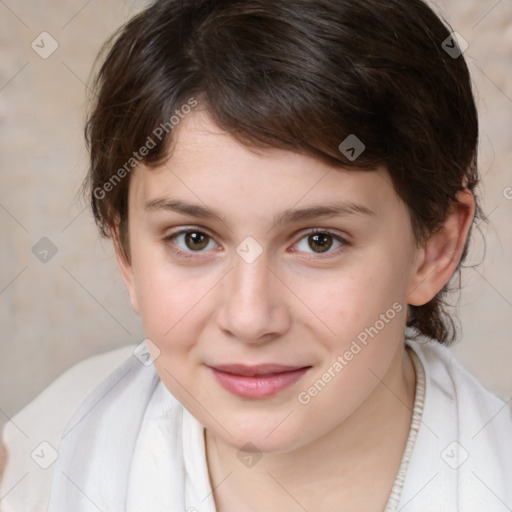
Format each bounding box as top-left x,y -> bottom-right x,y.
1,0 -> 511,434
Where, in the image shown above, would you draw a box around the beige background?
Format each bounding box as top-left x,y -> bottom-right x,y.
1,0 -> 511,434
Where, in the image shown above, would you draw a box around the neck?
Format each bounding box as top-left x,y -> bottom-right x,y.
205,343 -> 417,512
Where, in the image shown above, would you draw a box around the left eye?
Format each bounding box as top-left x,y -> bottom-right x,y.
294,232 -> 344,254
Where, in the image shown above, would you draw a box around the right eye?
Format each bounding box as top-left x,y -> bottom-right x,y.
164,228 -> 220,259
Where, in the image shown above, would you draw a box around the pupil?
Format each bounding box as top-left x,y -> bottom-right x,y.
186,232 -> 208,250
309,233 -> 332,253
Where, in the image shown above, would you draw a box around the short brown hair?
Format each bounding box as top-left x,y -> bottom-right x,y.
84,0 -> 480,344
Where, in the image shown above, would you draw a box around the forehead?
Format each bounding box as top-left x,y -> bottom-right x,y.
128,109 -> 400,221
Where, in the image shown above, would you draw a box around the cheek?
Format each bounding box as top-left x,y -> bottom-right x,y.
292,254 -> 409,355
137,275 -> 204,341
130,244 -> 208,342
134,265 -> 210,402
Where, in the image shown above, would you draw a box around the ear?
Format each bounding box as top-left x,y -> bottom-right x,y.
407,189 -> 475,306
112,223 -> 140,315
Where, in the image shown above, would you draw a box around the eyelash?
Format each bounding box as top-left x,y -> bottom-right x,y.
164,227 -> 348,261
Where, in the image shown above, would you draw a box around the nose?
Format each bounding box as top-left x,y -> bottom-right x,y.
215,255 -> 292,345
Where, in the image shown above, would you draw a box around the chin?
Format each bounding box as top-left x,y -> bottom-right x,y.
209,417 -> 308,454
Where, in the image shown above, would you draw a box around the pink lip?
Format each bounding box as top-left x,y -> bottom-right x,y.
208,364 -> 311,398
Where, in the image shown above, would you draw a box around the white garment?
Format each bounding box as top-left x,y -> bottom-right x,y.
1,338 -> 511,511
125,383 -> 216,512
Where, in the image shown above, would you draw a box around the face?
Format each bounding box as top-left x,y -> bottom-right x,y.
119,109 -> 424,453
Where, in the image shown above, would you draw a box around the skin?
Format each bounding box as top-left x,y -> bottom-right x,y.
115,108 -> 475,511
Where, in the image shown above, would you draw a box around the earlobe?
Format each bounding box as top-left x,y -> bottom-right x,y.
407,189 -> 475,306
112,225 -> 140,315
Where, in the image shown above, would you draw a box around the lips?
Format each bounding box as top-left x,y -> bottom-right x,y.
211,363 -> 307,377
207,363 -> 311,398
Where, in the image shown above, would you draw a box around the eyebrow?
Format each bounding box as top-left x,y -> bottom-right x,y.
144,198 -> 375,228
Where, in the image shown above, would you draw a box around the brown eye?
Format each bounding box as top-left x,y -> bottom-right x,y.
167,230 -> 217,255
184,231 -> 210,251
293,230 -> 345,256
308,233 -> 333,253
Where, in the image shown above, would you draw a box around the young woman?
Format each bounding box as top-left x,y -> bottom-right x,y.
2,1 -> 511,510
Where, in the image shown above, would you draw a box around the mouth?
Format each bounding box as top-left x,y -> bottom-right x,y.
207,363 -> 312,399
